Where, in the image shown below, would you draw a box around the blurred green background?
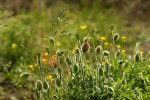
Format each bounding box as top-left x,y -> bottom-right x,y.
0,0 -> 150,99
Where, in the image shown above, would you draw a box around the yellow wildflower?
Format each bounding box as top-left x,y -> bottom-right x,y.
104,42 -> 109,46
47,75 -> 53,81
72,47 -> 79,54
12,43 -> 17,49
44,52 -> 48,57
80,25 -> 87,30
42,58 -> 47,64
102,61 -> 105,65
121,36 -> 126,41
100,36 -> 107,41
140,50 -> 144,55
68,72 -> 71,76
28,64 -> 34,71
116,44 -> 121,49
121,49 -> 126,54
51,55 -> 57,60
34,64 -> 38,68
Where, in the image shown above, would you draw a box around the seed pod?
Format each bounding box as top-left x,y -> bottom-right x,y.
82,43 -> 90,53
103,50 -> 110,56
49,37 -> 55,44
66,57 -> 71,65
43,80 -> 49,91
56,49 -> 64,56
134,53 -> 142,62
113,33 -> 119,42
95,46 -> 102,54
35,80 -> 43,91
56,78 -> 61,87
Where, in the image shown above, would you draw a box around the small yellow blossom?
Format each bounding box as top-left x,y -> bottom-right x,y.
12,43 -> 17,49
121,49 -> 126,54
140,50 -> 144,55
51,55 -> 57,60
121,36 -> 126,41
116,44 -> 121,49
102,61 -> 105,65
34,64 -> 38,68
72,47 -> 79,54
68,72 -> 71,76
104,42 -> 109,46
42,58 -> 47,63
100,36 -> 107,41
80,25 -> 87,30
47,75 -> 53,81
28,64 -> 34,71
44,52 -> 49,57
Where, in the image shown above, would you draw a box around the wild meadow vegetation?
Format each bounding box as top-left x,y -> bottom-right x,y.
0,1 -> 150,100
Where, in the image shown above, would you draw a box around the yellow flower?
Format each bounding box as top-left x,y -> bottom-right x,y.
44,52 -> 49,57
102,61 -> 105,65
47,75 -> 53,81
12,43 -> 17,49
68,72 -> 71,76
72,47 -> 79,54
121,36 -> 126,41
42,58 -> 47,63
121,49 -> 126,54
51,55 -> 57,60
80,25 -> 87,30
28,64 -> 34,71
34,64 -> 38,68
104,42 -> 109,46
100,36 -> 107,41
116,44 -> 121,49
140,50 -> 144,55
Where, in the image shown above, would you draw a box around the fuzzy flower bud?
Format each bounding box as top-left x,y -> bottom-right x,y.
66,57 -> 72,65
134,53 -> 142,62
103,50 -> 110,56
95,46 -> 102,54
56,49 -> 64,56
56,78 -> 61,87
43,80 -> 49,92
83,37 -> 88,43
113,33 -> 119,42
49,37 -> 55,44
35,80 -> 43,91
82,43 -> 90,53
